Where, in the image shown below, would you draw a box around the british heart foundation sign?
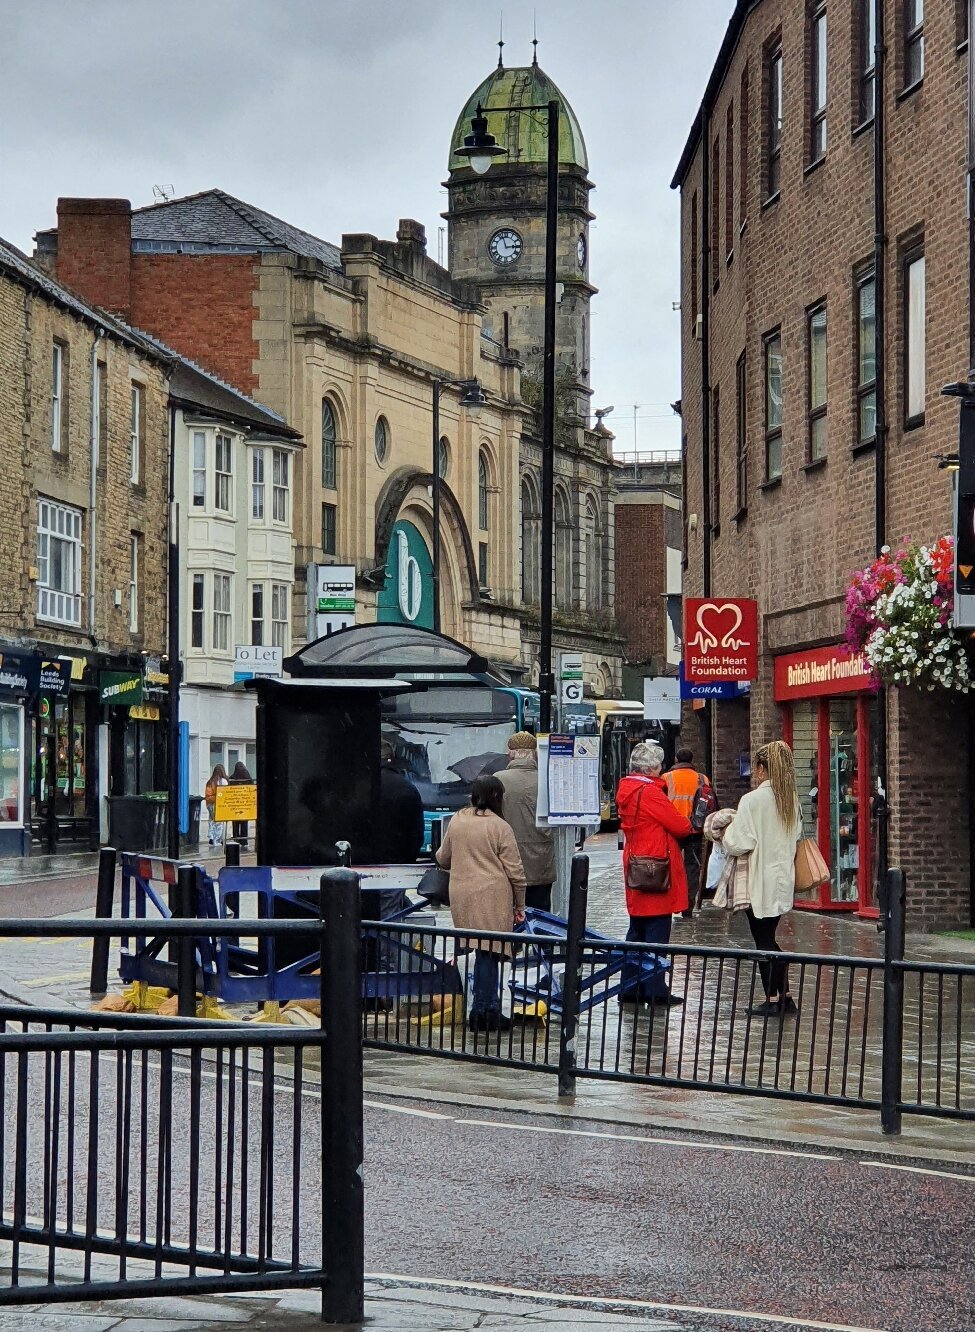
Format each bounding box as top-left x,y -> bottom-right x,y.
683,598 -> 759,683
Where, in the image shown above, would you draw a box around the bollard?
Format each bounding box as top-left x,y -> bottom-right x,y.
558,853 -> 590,1100
88,846 -> 118,993
881,867 -> 906,1135
319,867 -> 365,1324
176,865 -> 197,1019
225,840 -> 241,868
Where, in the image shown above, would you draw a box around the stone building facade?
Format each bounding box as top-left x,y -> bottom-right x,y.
673,0 -> 973,927
36,61 -> 625,699
0,238 -> 170,854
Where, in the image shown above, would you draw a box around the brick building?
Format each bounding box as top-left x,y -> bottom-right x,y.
613,455 -> 683,698
673,0 -> 973,927
0,239 -> 170,855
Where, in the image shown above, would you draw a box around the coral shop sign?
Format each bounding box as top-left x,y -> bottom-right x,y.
774,645 -> 874,701
683,599 -> 759,682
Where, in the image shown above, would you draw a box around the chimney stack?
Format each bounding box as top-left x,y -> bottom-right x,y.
56,198 -> 133,317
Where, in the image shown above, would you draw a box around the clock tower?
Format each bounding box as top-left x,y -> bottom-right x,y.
444,57 -> 595,417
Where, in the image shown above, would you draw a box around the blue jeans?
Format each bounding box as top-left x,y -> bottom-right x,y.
471,950 -> 501,1016
623,914 -> 672,1000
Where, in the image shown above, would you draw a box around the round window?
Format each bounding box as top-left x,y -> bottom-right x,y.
438,437 -> 449,479
374,416 -> 389,464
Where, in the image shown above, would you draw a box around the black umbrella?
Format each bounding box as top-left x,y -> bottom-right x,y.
447,752 -> 508,783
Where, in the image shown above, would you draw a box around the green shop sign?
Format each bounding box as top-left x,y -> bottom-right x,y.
377,520 -> 433,629
99,670 -> 143,706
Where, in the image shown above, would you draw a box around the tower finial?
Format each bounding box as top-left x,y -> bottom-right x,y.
532,10 -> 538,66
497,11 -> 504,68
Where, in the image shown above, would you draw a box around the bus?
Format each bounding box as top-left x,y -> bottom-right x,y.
382,683 -> 538,846
595,699 -> 669,827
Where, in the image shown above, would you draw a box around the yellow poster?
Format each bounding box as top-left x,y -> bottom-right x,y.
214,784 -> 257,821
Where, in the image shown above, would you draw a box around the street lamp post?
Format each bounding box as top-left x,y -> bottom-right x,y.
455,99 -> 560,732
431,377 -> 486,634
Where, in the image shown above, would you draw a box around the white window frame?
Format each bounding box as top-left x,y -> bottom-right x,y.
905,249 -> 926,427
251,582 -> 265,645
272,449 -> 289,523
192,431 -> 207,508
130,383 -> 142,484
271,583 -> 289,649
215,433 -> 233,513
191,573 -> 205,649
52,342 -> 64,454
251,447 -> 265,520
129,534 -> 139,633
36,498 -> 82,626
212,573 -> 232,652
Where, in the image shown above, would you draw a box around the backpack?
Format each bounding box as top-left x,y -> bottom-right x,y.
690,778 -> 718,832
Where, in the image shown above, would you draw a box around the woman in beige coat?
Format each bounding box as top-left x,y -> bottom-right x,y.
436,774 -> 527,1031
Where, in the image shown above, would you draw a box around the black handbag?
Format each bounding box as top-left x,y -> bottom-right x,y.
623,784 -> 672,894
417,865 -> 450,906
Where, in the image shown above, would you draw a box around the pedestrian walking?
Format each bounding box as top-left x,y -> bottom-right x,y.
616,741 -> 692,1007
204,763 -> 229,847
664,747 -> 717,918
496,730 -> 556,912
435,774 -> 527,1032
722,740 -> 803,1017
229,761 -> 252,847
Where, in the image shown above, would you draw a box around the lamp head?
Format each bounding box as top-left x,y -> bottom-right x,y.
460,380 -> 488,413
455,104 -> 506,175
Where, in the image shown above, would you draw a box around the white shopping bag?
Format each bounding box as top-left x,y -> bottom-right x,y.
453,949 -> 512,1017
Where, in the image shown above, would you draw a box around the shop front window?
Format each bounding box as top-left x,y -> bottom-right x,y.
36,697 -> 86,819
0,704 -> 24,825
829,699 -> 859,904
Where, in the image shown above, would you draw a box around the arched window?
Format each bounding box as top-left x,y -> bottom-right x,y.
478,450 -> 489,530
520,475 -> 541,605
555,487 -> 572,610
374,416 -> 389,465
438,436 -> 449,479
321,398 -> 337,490
585,494 -> 603,609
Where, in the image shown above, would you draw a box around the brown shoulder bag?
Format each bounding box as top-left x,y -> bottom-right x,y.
624,783 -> 672,894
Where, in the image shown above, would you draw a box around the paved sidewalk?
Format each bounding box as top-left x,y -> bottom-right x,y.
0,1275 -> 683,1330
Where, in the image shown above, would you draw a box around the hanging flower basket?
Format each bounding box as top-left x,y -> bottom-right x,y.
844,536 -> 972,694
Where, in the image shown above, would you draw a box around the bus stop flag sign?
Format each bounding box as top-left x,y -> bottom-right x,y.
683,598 -> 759,683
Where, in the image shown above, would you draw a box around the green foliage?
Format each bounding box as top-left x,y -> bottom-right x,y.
520,366 -> 583,446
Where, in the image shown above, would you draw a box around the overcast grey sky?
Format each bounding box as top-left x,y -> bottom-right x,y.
0,0 -> 727,456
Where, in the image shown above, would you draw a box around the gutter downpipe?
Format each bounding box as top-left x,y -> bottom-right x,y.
700,106 -> 714,779
88,332 -> 103,638
873,0 -> 890,893
166,400 -> 181,860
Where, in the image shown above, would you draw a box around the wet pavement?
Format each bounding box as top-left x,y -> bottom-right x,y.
0,1077 -> 972,1332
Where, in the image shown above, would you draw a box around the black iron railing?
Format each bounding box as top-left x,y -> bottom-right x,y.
0,872 -> 365,1323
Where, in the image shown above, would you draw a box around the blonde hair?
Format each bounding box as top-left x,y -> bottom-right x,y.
754,740 -> 800,827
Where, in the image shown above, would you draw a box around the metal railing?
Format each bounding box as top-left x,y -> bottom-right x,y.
361,860 -> 975,1131
0,871 -> 365,1323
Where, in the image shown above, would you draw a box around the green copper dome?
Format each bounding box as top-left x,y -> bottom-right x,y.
448,64 -> 588,174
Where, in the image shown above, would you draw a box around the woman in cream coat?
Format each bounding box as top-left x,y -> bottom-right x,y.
436,774 -> 526,1032
723,740 -> 803,1017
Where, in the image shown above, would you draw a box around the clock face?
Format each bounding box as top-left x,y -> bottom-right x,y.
488,228 -> 523,266
577,233 -> 587,269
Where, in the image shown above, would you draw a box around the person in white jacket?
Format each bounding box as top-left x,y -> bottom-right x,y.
722,740 -> 803,1017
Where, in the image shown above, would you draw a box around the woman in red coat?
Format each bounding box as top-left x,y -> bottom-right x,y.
616,741 -> 692,1006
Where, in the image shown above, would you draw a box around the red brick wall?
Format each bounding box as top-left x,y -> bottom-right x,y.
676,0 -> 972,927
56,198 -> 132,316
129,254 -> 260,393
615,502 -> 666,665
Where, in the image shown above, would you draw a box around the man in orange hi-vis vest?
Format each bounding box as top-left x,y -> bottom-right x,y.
664,748 -> 716,917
